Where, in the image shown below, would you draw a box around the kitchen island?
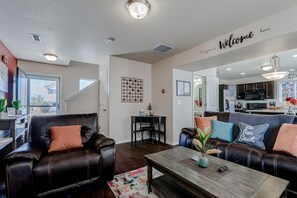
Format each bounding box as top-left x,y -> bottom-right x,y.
246,109 -> 294,115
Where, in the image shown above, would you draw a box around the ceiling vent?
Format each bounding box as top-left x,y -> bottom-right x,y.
31,33 -> 41,42
152,43 -> 174,53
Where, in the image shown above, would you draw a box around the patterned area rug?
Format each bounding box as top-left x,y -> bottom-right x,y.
108,166 -> 163,198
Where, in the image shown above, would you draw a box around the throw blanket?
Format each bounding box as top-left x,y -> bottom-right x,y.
229,113 -> 295,151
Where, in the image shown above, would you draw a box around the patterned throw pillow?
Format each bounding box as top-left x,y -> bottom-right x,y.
235,122 -> 269,150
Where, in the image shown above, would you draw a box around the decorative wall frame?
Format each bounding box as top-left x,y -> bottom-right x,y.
0,61 -> 8,93
121,77 -> 143,103
176,80 -> 191,96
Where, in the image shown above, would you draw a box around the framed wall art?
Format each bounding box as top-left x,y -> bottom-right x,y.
176,80 -> 191,96
121,77 -> 143,103
0,61 -> 8,93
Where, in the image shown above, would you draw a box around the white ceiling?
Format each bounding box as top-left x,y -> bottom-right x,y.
217,48 -> 297,80
0,1 -> 297,66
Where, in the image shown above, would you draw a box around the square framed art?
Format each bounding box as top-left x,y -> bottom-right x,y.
121,77 -> 143,103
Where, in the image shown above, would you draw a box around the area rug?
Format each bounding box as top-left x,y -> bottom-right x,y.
108,166 -> 163,198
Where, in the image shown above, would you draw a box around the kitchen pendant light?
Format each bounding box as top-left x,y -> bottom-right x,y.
126,0 -> 151,19
262,54 -> 289,80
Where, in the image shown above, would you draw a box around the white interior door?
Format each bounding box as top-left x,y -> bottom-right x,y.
99,67 -> 108,136
206,76 -> 219,112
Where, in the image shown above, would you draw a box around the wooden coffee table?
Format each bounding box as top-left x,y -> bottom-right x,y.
144,147 -> 288,198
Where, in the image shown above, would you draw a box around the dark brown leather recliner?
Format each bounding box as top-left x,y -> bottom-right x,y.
4,113 -> 115,198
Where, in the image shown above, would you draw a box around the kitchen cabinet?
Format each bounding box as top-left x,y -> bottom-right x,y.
265,81 -> 275,99
237,84 -> 245,99
236,81 -> 275,99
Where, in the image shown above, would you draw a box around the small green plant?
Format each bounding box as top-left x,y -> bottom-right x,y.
0,98 -> 7,113
193,127 -> 221,158
12,100 -> 22,110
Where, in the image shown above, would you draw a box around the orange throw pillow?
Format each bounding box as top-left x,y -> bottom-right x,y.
273,124 -> 297,158
48,125 -> 83,153
195,116 -> 217,134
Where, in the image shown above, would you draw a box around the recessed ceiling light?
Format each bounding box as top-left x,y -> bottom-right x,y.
289,69 -> 295,72
240,72 -> 246,75
44,54 -> 58,61
226,68 -> 231,71
292,54 -> 297,58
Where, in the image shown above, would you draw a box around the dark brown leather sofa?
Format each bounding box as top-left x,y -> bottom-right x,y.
179,111 -> 297,197
4,113 -> 115,198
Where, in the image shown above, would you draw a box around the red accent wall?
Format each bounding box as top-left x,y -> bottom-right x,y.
0,41 -> 17,104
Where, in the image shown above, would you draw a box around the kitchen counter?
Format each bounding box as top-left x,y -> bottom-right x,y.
246,109 -> 294,115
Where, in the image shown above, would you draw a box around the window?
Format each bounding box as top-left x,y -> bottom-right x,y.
278,81 -> 297,102
79,79 -> 96,90
28,75 -> 60,115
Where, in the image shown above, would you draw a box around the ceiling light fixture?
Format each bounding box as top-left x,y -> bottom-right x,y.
289,69 -> 295,72
260,65 -> 273,71
44,54 -> 58,62
126,0 -> 151,19
226,68 -> 231,71
293,54 -> 297,58
262,54 -> 289,80
240,72 -> 246,75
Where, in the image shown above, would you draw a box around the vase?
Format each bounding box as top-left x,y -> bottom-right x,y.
0,112 -> 8,119
197,156 -> 209,168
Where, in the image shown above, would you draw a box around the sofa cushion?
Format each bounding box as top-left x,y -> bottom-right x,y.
211,120 -> 234,142
33,148 -> 101,194
195,116 -> 217,133
262,153 -> 297,193
234,122 -> 268,150
273,124 -> 297,158
216,143 -> 267,171
48,125 -> 83,153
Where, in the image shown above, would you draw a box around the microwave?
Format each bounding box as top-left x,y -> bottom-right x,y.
244,90 -> 265,100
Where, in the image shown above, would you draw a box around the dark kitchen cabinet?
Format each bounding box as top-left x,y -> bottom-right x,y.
237,84 -> 245,99
236,81 -> 275,100
265,81 -> 275,99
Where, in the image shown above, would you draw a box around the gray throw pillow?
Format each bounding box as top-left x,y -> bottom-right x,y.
234,122 -> 269,150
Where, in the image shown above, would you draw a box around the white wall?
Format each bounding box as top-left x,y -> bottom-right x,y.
109,56 -> 151,143
172,69 -> 193,145
18,60 -> 99,114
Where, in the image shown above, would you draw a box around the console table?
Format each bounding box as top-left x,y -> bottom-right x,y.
0,114 -> 29,150
131,115 -> 166,145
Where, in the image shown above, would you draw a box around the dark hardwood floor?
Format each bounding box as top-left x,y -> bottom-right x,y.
79,140 -> 173,198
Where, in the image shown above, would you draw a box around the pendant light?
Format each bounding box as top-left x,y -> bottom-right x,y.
262,54 -> 289,80
126,0 -> 151,19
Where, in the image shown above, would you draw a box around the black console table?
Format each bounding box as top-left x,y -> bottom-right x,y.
131,115 -> 166,145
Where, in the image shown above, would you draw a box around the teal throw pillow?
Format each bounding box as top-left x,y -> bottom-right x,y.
234,122 -> 269,150
211,120 -> 234,142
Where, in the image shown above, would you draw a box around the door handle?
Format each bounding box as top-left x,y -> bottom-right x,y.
103,109 -> 106,112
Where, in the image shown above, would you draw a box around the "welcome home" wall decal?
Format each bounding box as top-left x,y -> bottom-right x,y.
219,31 -> 254,50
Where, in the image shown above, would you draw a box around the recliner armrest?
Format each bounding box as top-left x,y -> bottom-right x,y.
89,133 -> 115,151
4,143 -> 44,198
181,127 -> 197,137
88,133 -> 116,181
5,142 -> 44,162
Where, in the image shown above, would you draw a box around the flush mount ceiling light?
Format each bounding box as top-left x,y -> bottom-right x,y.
262,54 -> 289,80
126,0 -> 151,19
44,54 -> 58,62
260,64 -> 273,71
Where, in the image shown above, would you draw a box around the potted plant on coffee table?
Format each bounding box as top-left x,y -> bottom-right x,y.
0,98 -> 8,119
12,100 -> 22,115
193,127 -> 221,168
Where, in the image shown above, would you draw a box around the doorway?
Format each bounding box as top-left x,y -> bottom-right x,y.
193,74 -> 206,117
27,75 -> 60,115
